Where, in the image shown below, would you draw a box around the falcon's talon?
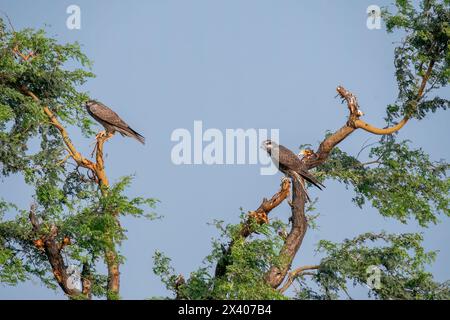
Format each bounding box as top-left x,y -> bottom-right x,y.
95,130 -> 106,140
281,176 -> 290,184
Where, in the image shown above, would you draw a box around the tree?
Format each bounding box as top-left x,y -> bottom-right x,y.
0,16 -> 157,299
153,0 -> 449,299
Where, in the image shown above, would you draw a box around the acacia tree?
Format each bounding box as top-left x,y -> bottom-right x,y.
0,18 -> 157,299
154,0 -> 449,299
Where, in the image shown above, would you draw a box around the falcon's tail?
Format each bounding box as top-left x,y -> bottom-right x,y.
120,127 -> 145,144
291,172 -> 311,202
298,170 -> 325,190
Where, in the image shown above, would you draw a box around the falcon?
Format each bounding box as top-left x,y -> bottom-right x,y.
262,140 -> 324,200
85,100 -> 145,144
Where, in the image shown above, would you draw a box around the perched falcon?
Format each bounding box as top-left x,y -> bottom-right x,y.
262,140 -> 324,197
85,100 -> 145,144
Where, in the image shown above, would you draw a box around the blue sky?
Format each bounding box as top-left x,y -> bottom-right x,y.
0,0 -> 449,299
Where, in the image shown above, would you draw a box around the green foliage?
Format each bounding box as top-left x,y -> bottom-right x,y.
153,215 -> 287,300
0,206 -> 57,289
0,176 -> 157,297
63,177 -> 159,264
0,18 -> 95,177
0,201 -> 27,284
317,138 -> 449,226
0,18 -> 158,298
294,232 -> 450,300
382,0 -> 449,122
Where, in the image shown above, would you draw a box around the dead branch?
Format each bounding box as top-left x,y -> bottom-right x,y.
19,86 -> 97,173
304,60 -> 435,170
353,60 -> 434,135
12,45 -> 36,62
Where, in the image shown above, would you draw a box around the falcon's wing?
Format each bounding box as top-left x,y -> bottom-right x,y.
296,167 -> 325,190
278,144 -> 324,190
88,101 -> 131,131
277,144 -> 302,169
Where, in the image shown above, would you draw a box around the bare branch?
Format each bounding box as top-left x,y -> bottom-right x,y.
353,59 -> 435,135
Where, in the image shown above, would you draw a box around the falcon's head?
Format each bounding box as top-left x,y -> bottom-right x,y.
261,139 -> 272,151
261,140 -> 279,154
85,100 -> 97,108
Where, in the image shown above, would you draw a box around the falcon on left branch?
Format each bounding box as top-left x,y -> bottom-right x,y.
85,100 -> 145,144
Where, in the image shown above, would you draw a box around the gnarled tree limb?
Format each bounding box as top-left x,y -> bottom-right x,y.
29,204 -> 91,299
265,177 -> 308,288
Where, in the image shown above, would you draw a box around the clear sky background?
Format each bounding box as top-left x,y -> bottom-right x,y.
0,0 -> 448,299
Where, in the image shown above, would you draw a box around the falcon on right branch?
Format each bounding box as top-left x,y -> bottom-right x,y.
262,140 -> 324,200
